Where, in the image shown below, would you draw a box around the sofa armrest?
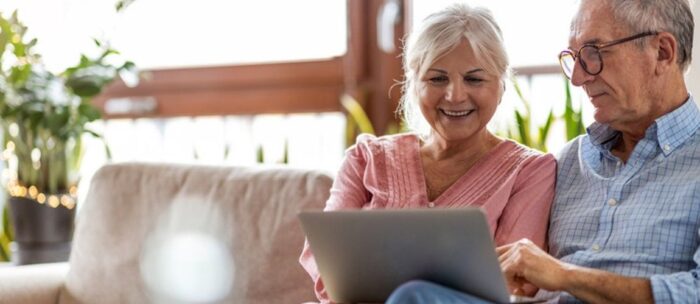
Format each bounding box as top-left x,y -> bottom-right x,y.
0,262 -> 69,304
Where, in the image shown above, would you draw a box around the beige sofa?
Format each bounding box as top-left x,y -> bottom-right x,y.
0,162 -> 332,304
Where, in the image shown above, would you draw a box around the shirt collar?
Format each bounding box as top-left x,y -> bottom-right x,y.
655,95 -> 700,156
586,94 -> 700,156
586,123 -> 620,154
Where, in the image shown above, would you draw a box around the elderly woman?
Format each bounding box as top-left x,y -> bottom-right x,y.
300,3 -> 555,303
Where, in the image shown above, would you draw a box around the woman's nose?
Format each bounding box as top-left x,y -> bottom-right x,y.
445,80 -> 466,102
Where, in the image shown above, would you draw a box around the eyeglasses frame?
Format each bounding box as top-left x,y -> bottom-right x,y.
559,31 -> 659,78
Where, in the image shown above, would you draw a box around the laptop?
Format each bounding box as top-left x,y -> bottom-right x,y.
298,208 -> 545,304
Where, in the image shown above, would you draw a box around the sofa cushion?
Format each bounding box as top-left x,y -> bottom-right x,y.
0,262 -> 69,304
59,162 -> 331,304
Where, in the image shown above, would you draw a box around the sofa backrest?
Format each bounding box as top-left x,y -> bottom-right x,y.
59,162 -> 332,304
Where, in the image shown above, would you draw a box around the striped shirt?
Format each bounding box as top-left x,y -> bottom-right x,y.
543,97 -> 700,303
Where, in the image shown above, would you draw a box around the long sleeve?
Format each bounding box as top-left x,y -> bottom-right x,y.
649,237 -> 700,303
494,153 -> 556,248
299,135 -> 374,303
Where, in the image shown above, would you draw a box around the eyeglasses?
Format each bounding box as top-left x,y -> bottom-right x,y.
559,31 -> 658,79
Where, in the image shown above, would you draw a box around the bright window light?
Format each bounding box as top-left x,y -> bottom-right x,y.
412,0 -> 578,67
0,0 -> 347,71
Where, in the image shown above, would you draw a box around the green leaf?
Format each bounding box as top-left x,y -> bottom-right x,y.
103,137 -> 113,160
0,9 -> 136,193
514,110 -> 529,147
256,145 -> 264,163
115,0 -> 136,12
562,77 -> 585,140
118,61 -> 139,87
101,48 -> 120,59
345,114 -> 358,148
539,110 -> 555,141
78,104 -> 102,121
9,64 -> 32,85
537,110 -> 555,152
0,205 -> 13,262
45,111 -> 71,131
0,21 -> 11,61
341,94 -> 375,135
26,38 -> 37,49
66,76 -> 102,97
280,139 -> 289,164
83,128 -> 102,138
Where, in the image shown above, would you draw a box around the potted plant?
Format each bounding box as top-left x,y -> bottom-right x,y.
0,10 -> 137,264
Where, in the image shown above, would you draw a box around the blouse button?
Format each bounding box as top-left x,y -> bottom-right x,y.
428,202 -> 435,208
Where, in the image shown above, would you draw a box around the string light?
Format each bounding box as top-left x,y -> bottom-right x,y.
6,182 -> 77,210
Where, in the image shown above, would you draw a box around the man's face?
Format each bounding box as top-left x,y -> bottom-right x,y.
568,1 -> 657,132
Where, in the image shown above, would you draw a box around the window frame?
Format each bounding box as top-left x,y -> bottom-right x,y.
96,0 -> 408,127
94,0 -> 560,134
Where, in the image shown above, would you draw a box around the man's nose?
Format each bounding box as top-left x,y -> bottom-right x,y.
570,59 -> 594,86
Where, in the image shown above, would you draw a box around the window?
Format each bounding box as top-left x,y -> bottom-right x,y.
1,0 -> 347,71
412,0 -> 577,67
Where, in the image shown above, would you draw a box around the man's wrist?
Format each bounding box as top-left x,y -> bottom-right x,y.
555,261 -> 581,292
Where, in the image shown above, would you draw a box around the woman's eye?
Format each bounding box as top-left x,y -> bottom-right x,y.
464,77 -> 483,83
428,76 -> 448,84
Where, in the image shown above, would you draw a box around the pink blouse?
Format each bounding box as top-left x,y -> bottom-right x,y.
300,133 -> 556,303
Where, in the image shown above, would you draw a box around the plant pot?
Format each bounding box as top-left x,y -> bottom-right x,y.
8,196 -> 76,265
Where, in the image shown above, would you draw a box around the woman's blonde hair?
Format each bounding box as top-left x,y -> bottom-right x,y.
399,3 -> 510,136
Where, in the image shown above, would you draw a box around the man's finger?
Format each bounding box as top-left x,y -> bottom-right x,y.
500,252 -> 522,281
495,243 -> 512,255
497,243 -> 519,263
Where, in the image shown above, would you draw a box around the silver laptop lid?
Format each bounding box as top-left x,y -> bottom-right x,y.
299,208 -> 512,303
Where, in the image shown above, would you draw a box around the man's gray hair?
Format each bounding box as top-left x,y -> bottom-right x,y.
399,3 -> 509,136
582,0 -> 694,72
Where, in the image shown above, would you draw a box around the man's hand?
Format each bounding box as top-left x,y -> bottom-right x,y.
496,239 -> 571,294
496,239 -> 655,304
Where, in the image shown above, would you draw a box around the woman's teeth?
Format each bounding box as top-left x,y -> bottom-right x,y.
441,109 -> 473,117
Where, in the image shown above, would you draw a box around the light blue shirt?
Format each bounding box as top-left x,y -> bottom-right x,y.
544,97 -> 700,303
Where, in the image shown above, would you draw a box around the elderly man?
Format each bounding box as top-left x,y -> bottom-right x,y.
387,0 -> 699,303
497,0 -> 700,303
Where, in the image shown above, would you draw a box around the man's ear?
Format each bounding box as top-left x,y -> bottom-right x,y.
655,32 -> 678,75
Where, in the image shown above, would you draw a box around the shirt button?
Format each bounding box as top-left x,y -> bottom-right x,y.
428,202 -> 435,208
607,198 -> 617,206
592,244 -> 601,252
663,144 -> 671,152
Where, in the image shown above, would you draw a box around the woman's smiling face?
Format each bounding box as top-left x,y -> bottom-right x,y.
417,39 -> 503,143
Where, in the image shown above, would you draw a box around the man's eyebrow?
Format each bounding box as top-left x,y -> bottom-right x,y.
582,38 -> 602,45
569,38 -> 602,49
